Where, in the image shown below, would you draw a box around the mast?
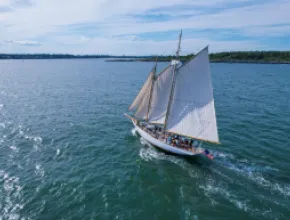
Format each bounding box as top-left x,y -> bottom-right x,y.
176,29 -> 182,58
146,56 -> 158,121
164,30 -> 182,130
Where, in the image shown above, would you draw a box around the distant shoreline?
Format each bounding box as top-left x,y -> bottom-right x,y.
0,54 -> 137,60
105,58 -> 290,64
1,51 -> 290,64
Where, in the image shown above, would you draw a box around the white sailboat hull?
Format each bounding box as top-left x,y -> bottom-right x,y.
132,120 -> 204,157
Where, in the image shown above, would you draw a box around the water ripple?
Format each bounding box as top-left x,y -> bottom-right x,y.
1,60 -> 290,219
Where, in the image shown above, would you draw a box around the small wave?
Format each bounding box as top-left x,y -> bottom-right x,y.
139,146 -> 160,162
213,151 -> 235,159
102,193 -> 108,209
237,158 -> 249,163
35,164 -> 45,177
3,176 -> 21,193
179,186 -> 184,201
139,137 -> 152,147
24,135 -> 43,145
264,166 -> 279,172
131,128 -> 137,136
0,170 -> 24,219
9,146 -> 19,153
0,123 -> 5,129
10,125 -> 43,147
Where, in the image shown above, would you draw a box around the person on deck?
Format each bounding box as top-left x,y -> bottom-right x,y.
189,139 -> 193,147
175,139 -> 179,147
167,136 -> 172,145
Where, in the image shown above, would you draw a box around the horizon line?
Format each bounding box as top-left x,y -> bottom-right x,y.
1,50 -> 290,57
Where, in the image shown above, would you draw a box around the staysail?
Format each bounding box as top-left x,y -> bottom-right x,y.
129,70 -> 154,112
148,65 -> 174,124
130,64 -> 158,120
165,46 -> 219,143
134,72 -> 154,120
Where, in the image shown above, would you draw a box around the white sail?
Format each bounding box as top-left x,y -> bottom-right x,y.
129,71 -> 154,112
166,46 -> 219,143
134,73 -> 154,120
148,65 -> 174,124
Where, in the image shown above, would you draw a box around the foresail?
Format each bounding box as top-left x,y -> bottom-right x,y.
166,47 -> 219,143
134,73 -> 154,120
148,65 -> 174,124
129,71 -> 154,112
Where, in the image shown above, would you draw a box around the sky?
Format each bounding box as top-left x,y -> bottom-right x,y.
0,0 -> 289,55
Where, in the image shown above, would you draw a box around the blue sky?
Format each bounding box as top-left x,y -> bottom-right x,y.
0,0 -> 289,55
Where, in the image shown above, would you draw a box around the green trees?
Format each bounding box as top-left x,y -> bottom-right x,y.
208,51 -> 290,63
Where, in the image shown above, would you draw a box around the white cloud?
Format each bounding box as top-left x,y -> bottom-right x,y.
0,0 -> 289,54
0,0 -> 10,7
242,25 -> 290,37
11,0 -> 34,7
3,40 -> 41,46
0,0 -> 256,37
91,0 -> 290,36
0,35 -> 263,55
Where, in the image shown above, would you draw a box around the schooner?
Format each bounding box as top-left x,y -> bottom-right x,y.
125,31 -> 219,160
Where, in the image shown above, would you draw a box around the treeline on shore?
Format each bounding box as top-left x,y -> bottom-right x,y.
0,54 -> 143,59
209,51 -> 290,63
107,51 -> 290,63
1,51 -> 290,63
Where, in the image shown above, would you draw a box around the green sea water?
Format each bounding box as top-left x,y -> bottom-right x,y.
0,59 -> 290,220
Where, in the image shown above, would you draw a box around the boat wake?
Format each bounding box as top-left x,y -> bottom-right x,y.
139,137 -> 170,162
212,150 -> 290,198
134,132 -> 288,219
131,128 -> 137,136
138,137 -> 191,168
199,182 -> 281,219
197,149 -> 290,219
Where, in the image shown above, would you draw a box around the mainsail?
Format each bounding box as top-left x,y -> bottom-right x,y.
165,46 -> 219,143
148,65 -> 174,124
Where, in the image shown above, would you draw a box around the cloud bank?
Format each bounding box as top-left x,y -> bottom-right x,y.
0,0 -> 289,55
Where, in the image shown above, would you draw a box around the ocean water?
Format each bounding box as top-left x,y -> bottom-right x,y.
0,59 -> 290,220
